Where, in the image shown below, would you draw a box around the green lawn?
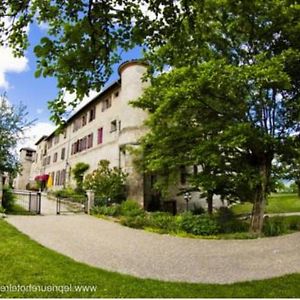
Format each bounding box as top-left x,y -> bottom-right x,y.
231,193 -> 300,215
1,219 -> 300,298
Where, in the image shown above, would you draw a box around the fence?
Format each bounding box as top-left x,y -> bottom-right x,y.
13,190 -> 41,214
56,194 -> 87,214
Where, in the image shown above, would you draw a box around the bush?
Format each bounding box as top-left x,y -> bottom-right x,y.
147,212 -> 178,233
191,204 -> 205,215
84,160 -> 127,203
72,162 -> 90,193
263,216 -> 288,236
120,200 -> 144,217
179,212 -> 220,236
2,187 -> 16,211
216,207 -> 248,233
120,215 -> 148,229
285,216 -> 300,231
92,204 -> 121,217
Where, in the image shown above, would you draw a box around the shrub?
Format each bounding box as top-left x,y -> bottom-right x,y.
72,162 -> 90,193
285,216 -> 300,231
84,160 -> 127,203
263,216 -> 288,236
191,204 -> 205,215
2,187 -> 16,211
120,200 -> 144,217
147,212 -> 178,233
92,204 -> 121,217
216,207 -> 248,233
120,215 -> 148,229
179,212 -> 220,236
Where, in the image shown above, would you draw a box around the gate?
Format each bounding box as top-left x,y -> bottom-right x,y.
13,190 -> 41,214
56,195 -> 87,214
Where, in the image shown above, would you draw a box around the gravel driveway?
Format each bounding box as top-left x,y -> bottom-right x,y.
6,197 -> 300,284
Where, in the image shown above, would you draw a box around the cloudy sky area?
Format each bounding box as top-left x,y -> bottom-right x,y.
0,23 -> 141,151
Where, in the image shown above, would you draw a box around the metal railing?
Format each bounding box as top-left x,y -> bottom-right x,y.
13,190 -> 41,214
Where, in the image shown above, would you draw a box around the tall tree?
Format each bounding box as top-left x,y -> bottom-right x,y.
133,1 -> 300,233
0,0 -> 181,124
0,94 -> 32,205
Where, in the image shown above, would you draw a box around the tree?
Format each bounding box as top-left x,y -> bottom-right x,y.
0,0 -> 181,124
84,160 -> 127,204
72,162 -> 90,193
132,1 -> 300,234
0,94 -> 31,204
1,1 -> 299,234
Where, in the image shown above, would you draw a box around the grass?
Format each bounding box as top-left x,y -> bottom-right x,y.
7,204 -> 35,215
1,219 -> 300,298
231,193 -> 300,215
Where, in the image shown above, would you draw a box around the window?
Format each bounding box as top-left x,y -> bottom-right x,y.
60,169 -> 66,186
54,135 -> 60,144
61,148 -> 65,160
110,120 -> 117,132
55,170 -> 60,186
63,130 -> 67,139
114,91 -> 119,98
102,98 -> 111,111
97,127 -> 103,144
47,156 -> 51,165
73,118 -> 81,132
53,152 -> 58,163
87,133 -> 93,148
26,151 -> 33,158
82,114 -> 87,126
118,121 -> 121,131
89,107 -> 96,122
48,139 -> 53,149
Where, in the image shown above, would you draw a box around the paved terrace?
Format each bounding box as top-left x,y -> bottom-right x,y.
6,196 -> 300,284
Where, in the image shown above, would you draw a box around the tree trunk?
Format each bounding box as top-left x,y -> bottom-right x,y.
250,157 -> 272,234
207,191 -> 213,215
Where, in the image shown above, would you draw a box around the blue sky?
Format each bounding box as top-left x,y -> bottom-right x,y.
0,23 -> 142,148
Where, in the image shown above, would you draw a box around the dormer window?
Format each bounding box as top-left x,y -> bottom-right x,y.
89,107 -> 96,122
102,98 -> 111,111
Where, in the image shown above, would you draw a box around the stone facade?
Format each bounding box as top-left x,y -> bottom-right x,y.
14,147 -> 37,190
25,61 -> 149,205
16,60 -> 225,212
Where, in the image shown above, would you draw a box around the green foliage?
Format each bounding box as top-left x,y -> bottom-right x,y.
72,162 -> 89,193
216,207 -> 248,234
263,215 -> 300,237
263,217 -> 288,237
2,186 -> 16,211
191,204 -> 205,215
119,200 -> 144,217
179,212 -> 220,236
120,215 -> 148,229
147,212 -> 178,233
54,187 -> 77,197
0,95 -> 32,174
84,160 -> 127,203
92,205 -> 121,217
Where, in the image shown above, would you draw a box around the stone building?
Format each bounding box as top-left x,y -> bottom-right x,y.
28,60 -> 149,206
14,147 -> 37,190
16,60 -> 224,212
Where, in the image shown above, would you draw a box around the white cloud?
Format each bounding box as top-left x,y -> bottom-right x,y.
0,47 -> 29,89
0,17 -> 29,89
18,122 -> 55,151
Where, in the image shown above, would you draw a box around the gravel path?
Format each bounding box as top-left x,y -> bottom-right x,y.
6,197 -> 300,284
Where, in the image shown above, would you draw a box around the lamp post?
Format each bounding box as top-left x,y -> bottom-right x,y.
184,192 -> 192,211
